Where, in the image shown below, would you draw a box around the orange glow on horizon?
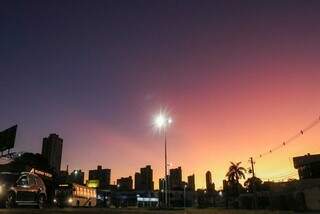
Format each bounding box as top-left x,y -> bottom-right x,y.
59,52 -> 320,190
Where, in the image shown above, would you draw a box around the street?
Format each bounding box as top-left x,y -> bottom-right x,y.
0,208 -> 299,214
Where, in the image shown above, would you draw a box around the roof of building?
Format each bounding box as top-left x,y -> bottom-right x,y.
293,153 -> 320,168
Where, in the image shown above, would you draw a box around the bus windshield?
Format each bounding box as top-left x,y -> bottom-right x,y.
56,185 -> 73,197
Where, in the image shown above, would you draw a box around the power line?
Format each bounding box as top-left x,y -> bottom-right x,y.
258,170 -> 297,179
244,115 -> 320,180
261,173 -> 298,182
253,116 -> 320,161
258,170 -> 298,181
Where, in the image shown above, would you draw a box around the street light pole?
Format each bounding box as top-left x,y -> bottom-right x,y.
153,112 -> 172,209
164,130 -> 168,208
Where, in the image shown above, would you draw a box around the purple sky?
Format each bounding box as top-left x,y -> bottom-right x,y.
1,0 -> 320,187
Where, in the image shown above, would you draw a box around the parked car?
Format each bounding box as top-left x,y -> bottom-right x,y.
0,172 -> 47,208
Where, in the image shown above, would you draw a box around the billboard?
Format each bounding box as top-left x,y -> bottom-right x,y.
0,125 -> 17,152
86,179 -> 100,188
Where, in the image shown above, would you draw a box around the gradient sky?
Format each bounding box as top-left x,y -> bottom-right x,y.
1,0 -> 320,189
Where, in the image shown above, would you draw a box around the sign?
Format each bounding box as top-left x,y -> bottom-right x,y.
137,197 -> 159,202
30,168 -> 53,178
86,179 -> 100,188
0,125 -> 17,152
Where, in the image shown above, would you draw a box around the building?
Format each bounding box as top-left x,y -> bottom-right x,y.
69,170 -> 84,185
58,169 -> 69,183
159,178 -> 165,191
117,176 -> 133,191
293,153 -> 320,179
206,171 -> 215,192
89,165 -> 111,189
135,165 -> 154,191
206,171 -> 212,190
41,133 -> 63,172
170,167 -> 182,190
169,190 -> 194,207
223,179 -> 228,192
187,174 -> 195,191
135,172 -> 142,190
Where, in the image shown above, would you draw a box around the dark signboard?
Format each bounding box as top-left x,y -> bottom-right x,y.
0,125 -> 17,152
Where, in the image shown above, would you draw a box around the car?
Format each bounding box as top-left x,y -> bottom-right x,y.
0,172 -> 47,208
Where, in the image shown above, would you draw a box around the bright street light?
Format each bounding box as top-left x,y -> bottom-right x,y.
153,113 -> 172,130
155,114 -> 166,128
153,110 -> 173,208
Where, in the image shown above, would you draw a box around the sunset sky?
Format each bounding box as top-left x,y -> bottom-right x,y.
1,0 -> 320,189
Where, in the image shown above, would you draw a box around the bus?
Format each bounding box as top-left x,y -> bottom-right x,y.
54,183 -> 96,208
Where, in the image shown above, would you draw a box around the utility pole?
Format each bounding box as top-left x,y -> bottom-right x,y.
250,157 -> 257,209
250,157 -> 255,178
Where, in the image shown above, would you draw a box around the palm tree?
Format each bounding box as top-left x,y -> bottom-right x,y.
226,161 -> 246,183
226,162 -> 246,196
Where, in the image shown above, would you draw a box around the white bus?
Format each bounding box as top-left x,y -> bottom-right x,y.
54,183 -> 96,207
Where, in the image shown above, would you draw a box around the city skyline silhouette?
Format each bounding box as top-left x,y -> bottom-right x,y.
1,0 -> 320,190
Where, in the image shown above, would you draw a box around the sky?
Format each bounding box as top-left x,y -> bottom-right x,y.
1,0 -> 320,189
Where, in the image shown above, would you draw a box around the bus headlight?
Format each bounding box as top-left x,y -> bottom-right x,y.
0,184 -> 5,194
68,198 -> 73,204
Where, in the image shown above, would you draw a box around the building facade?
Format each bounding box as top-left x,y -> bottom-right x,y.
41,133 -> 63,172
89,165 -> 111,189
170,167 -> 182,190
187,174 -> 195,191
159,178 -> 165,191
206,171 -> 215,192
69,170 -> 85,185
117,176 -> 133,191
293,153 -> 320,179
135,165 -> 154,191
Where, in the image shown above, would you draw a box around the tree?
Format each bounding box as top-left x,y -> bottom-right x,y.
0,152 -> 53,174
226,162 -> 246,196
226,162 -> 246,183
244,176 -> 262,193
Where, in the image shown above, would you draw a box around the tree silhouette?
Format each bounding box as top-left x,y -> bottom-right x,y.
226,162 -> 246,183
226,162 -> 246,196
244,176 -> 263,193
0,153 -> 53,173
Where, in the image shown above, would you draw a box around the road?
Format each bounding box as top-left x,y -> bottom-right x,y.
0,208 -> 298,214
0,208 -> 185,214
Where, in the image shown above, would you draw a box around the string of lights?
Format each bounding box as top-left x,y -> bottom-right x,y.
252,115 -> 320,161
239,115 -> 320,181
